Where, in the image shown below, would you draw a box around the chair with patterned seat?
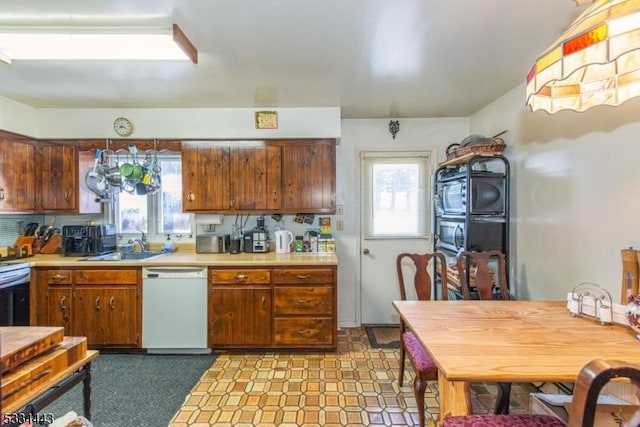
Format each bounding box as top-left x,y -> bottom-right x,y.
443,358 -> 640,427
396,252 -> 449,427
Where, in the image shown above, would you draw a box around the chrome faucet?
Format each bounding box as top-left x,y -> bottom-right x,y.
128,230 -> 148,252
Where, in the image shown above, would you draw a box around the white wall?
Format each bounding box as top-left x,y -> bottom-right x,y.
0,96 -> 341,139
471,85 -> 640,302
336,118 -> 469,326
0,96 -> 38,136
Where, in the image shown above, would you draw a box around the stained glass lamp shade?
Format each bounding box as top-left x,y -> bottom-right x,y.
526,0 -> 640,113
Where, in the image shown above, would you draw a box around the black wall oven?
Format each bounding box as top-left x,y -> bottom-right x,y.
0,262 -> 31,326
436,219 -> 504,253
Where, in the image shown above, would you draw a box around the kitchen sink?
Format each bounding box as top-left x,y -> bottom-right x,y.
80,251 -> 166,261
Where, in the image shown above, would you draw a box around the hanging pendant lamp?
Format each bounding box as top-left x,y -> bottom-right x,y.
526,0 -> 640,113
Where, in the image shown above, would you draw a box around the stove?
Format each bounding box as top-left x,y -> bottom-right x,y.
0,262 -> 31,326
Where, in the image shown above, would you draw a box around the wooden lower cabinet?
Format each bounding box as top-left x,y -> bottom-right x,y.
272,268 -> 336,348
209,268 -> 271,347
47,286 -> 72,335
36,267 -> 141,348
208,266 -> 337,349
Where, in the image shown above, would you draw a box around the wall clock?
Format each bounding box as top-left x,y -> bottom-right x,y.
113,117 -> 134,137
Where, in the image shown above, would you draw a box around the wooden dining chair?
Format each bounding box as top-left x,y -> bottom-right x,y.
443,358 -> 640,427
396,252 -> 449,427
457,250 -> 512,415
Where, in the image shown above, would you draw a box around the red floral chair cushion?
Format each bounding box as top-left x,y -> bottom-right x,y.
402,331 -> 436,371
443,414 -> 565,427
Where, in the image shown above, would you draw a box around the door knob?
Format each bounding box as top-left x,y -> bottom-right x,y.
362,248 -> 370,255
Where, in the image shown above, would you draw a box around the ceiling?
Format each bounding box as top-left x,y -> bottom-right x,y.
0,0 -> 586,119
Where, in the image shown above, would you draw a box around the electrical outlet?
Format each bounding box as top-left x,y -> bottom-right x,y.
336,204 -> 344,215
336,219 -> 344,231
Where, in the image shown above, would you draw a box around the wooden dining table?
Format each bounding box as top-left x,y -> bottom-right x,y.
392,300 -> 640,424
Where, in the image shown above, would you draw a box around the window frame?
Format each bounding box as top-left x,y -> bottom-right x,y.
107,152 -> 194,241
360,151 -> 432,240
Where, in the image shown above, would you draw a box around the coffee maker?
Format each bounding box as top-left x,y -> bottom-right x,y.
243,217 -> 268,253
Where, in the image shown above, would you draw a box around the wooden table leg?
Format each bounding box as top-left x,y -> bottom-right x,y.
437,373 -> 471,423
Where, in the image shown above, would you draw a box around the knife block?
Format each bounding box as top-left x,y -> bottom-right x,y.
11,236 -> 34,257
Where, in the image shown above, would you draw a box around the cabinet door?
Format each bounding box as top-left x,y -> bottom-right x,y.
104,287 -> 139,346
231,145 -> 281,211
182,143 -> 230,211
282,140 -> 336,213
40,145 -> 78,211
209,287 -> 271,346
73,287 -> 107,346
0,139 -> 36,212
47,287 -> 73,335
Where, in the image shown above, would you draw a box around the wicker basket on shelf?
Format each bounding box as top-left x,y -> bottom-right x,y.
445,136 -> 506,161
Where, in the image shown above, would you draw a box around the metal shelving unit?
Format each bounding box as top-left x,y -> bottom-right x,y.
432,154 -> 510,299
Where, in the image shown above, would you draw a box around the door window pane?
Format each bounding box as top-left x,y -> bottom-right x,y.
361,152 -> 431,238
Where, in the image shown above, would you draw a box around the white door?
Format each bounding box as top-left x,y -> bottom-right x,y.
360,151 -> 433,325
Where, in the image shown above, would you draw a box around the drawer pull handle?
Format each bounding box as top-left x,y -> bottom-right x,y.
296,275 -> 310,280
234,274 -> 247,280
109,296 -> 116,310
52,274 -> 67,281
187,190 -> 195,201
296,329 -> 311,335
59,296 -> 66,311
296,298 -> 311,304
95,297 -> 101,311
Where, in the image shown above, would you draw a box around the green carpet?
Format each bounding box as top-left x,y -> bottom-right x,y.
42,353 -> 217,427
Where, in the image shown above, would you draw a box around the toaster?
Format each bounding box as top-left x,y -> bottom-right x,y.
196,234 -> 230,253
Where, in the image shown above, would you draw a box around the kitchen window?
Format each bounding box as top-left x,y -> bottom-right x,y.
112,153 -> 193,239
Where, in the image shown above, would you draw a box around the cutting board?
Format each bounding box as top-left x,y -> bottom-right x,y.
1,336 -> 88,409
0,326 -> 65,374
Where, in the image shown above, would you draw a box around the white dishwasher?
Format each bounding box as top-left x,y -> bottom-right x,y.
142,267 -> 208,354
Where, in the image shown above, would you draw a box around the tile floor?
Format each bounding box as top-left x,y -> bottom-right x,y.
169,328 -> 538,427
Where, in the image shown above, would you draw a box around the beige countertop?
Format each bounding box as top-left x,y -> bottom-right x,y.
17,251 -> 338,267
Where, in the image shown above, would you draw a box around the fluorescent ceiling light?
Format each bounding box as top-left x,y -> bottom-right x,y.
0,24 -> 197,64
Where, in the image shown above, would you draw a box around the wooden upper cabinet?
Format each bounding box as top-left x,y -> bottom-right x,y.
40,144 -> 78,211
182,142 -> 282,212
281,140 -> 336,213
0,138 -> 37,213
182,142 -> 230,212
232,145 -> 281,211
182,139 -> 334,213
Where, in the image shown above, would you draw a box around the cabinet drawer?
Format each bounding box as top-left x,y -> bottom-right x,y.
74,269 -> 138,285
273,286 -> 333,315
272,268 -> 334,284
273,318 -> 334,345
210,269 -> 271,284
45,270 -> 73,284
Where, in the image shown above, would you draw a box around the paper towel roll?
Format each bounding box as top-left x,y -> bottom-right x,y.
194,214 -> 223,225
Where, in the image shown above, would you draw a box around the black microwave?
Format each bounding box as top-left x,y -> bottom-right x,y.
436,219 -> 504,253
438,174 -> 505,216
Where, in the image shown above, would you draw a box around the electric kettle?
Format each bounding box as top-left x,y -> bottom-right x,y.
275,230 -> 294,253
